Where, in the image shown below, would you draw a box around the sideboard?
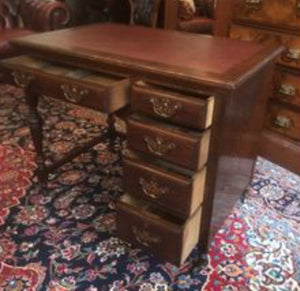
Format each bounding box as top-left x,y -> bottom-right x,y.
229,0 -> 300,174
0,24 -> 282,265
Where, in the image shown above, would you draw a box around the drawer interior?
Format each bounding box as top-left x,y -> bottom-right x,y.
1,55 -> 127,85
130,113 -> 205,136
125,150 -> 200,179
135,80 -> 213,101
119,194 -> 186,226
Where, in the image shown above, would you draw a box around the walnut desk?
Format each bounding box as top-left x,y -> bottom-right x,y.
0,24 -> 282,265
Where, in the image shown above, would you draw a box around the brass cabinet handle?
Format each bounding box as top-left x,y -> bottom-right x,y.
12,71 -> 35,88
60,84 -> 89,103
144,136 -> 176,156
132,225 -> 161,247
278,83 -> 296,97
139,177 -> 169,200
273,115 -> 292,129
297,0 -> 300,18
282,48 -> 300,63
150,97 -> 182,118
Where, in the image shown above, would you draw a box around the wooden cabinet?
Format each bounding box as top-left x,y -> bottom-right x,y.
230,0 -> 300,174
230,25 -> 300,70
232,0 -> 300,32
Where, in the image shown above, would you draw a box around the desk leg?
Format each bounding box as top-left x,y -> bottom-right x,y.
107,114 -> 117,153
25,89 -> 47,185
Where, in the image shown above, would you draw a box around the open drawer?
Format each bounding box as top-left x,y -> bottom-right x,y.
131,80 -> 214,130
0,55 -> 130,114
123,153 -> 206,219
116,193 -> 201,265
127,114 -> 211,170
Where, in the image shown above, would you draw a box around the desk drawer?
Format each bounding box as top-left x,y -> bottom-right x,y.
127,115 -> 211,170
230,25 -> 300,70
233,0 -> 300,31
123,156 -> 206,219
266,102 -> 300,141
0,56 -> 130,113
131,81 -> 214,130
116,194 -> 201,265
273,69 -> 300,108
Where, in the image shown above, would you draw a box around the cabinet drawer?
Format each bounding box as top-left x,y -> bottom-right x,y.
127,115 -> 211,171
123,156 -> 206,219
0,56 -> 130,113
230,25 -> 300,70
116,194 -> 201,265
131,81 -> 214,130
233,0 -> 300,31
266,102 -> 300,141
273,69 -> 300,108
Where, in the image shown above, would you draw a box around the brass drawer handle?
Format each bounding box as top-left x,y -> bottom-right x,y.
273,115 -> 292,129
12,71 -> 35,88
144,136 -> 176,156
282,48 -> 300,63
245,0 -> 263,9
297,1 -> 300,18
61,84 -> 89,103
150,97 -> 182,118
132,225 -> 161,247
139,177 -> 169,200
278,84 -> 296,97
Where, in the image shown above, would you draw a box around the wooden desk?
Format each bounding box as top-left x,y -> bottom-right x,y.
0,23 -> 282,265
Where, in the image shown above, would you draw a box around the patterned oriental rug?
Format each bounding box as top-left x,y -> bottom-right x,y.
0,84 -> 299,291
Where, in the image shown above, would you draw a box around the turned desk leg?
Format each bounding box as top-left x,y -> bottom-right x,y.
25,88 -> 47,185
107,114 -> 117,153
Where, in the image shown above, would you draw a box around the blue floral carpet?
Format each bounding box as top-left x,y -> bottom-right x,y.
0,84 -> 299,291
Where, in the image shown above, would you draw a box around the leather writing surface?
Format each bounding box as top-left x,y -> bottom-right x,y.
11,23 -> 281,88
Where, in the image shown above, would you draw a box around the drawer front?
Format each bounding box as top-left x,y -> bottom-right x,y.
266,103 -> 300,141
35,74 -> 129,113
127,116 -> 211,170
0,56 -> 130,113
117,201 -> 182,264
131,81 -> 214,130
273,69 -> 300,108
233,0 -> 300,31
230,25 -> 300,70
116,194 -> 201,265
123,158 -> 206,218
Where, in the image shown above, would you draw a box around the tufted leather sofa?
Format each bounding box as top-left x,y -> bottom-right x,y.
0,0 -> 71,59
178,0 -> 215,34
164,0 -> 215,34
